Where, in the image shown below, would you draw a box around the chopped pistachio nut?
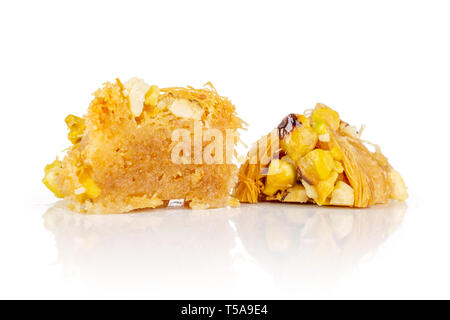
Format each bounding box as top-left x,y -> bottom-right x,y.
316,171 -> 339,205
43,160 -> 64,198
145,85 -> 160,107
278,114 -> 318,162
79,169 -> 101,199
263,159 -> 296,196
312,103 -> 340,131
65,115 -> 86,144
313,119 -> 328,135
298,149 -> 335,184
280,126 -> 318,162
330,146 -> 343,161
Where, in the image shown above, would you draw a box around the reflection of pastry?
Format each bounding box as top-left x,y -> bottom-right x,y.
44,202 -> 407,292
43,203 -> 236,288
234,104 -> 408,207
233,203 -> 407,285
43,78 -> 244,213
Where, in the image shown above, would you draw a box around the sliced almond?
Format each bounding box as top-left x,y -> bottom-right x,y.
330,181 -> 354,206
169,99 -> 204,120
302,179 -> 318,200
283,185 -> 308,203
124,77 -> 150,117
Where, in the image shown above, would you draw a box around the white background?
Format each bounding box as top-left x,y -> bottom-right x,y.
0,0 -> 449,299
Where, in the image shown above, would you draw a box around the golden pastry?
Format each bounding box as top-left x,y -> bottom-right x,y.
43,78 -> 244,213
234,104 -> 407,207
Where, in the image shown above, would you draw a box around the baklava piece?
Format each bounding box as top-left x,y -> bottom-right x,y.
43,78 -> 244,213
234,104 -> 407,207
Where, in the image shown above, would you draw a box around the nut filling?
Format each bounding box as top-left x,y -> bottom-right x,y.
234,103 -> 408,208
